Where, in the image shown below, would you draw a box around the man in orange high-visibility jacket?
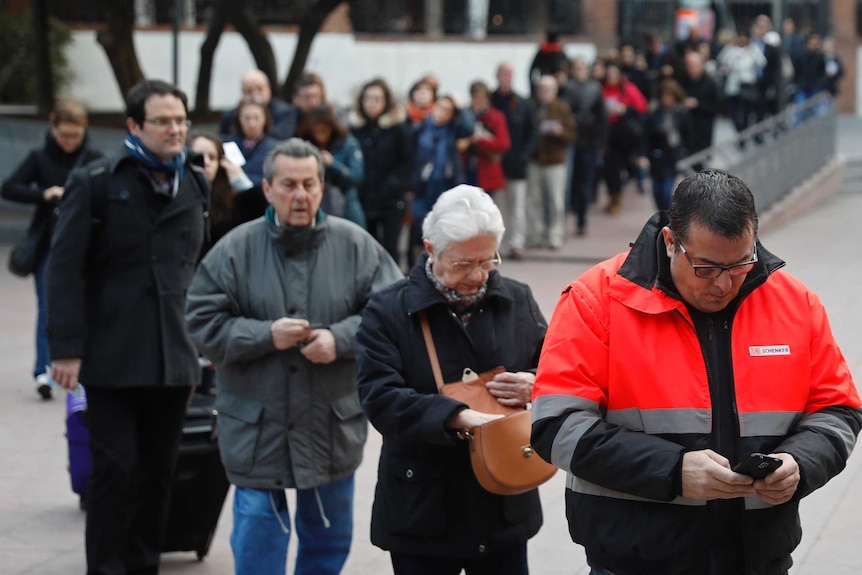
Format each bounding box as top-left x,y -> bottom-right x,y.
531,169 -> 862,575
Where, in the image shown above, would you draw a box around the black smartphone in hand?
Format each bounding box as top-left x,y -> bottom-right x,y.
732,453 -> 783,479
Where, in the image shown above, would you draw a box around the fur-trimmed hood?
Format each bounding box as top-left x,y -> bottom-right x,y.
349,105 -> 407,130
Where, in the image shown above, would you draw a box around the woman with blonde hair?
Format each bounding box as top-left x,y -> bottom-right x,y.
1,100 -> 103,399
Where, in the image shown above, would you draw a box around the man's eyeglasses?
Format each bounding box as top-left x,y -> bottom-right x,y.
144,117 -> 192,130
675,238 -> 758,279
446,251 -> 502,275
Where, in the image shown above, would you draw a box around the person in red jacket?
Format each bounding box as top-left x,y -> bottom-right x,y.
531,169 -> 862,575
600,62 -> 648,214
462,81 -> 511,202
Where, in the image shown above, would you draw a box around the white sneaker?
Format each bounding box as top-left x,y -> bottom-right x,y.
35,373 -> 52,400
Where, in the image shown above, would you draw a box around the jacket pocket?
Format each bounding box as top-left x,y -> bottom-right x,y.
330,393 -> 368,470
384,457 -> 447,538
216,395 -> 264,475
503,489 -> 539,525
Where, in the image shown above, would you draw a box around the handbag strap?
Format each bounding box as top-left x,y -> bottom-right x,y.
418,310 -> 446,393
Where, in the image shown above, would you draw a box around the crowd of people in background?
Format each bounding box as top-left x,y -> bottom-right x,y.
0,13 -> 855,575
189,14 -> 842,271
3,14 -> 844,400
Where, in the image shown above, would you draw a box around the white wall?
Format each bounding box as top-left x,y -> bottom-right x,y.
63,30 -> 596,113
857,46 -> 862,116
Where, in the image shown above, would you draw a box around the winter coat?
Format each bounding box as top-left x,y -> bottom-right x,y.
491,90 -> 536,180
219,97 -> 299,141
324,133 -> 364,198
356,254 -> 547,558
601,81 -> 648,124
644,104 -> 691,179
793,50 -> 827,94
678,73 -> 721,155
223,133 -> 278,223
531,99 -> 576,166
564,78 -> 607,149
46,148 -> 209,389
463,106 -> 510,192
411,111 -> 475,221
350,107 -> 413,218
717,44 -> 767,97
223,133 -> 278,188
1,132 -> 103,262
185,207 -> 402,490
532,212 -> 862,575
529,41 -> 569,98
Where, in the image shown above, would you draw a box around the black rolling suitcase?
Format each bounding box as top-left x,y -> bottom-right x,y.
163,391 -> 230,560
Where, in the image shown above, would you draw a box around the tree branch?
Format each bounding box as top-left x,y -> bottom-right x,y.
280,0 -> 346,100
96,0 -> 144,101
193,0 -> 230,114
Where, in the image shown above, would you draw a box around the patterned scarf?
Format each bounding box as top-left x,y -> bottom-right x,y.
124,133 -> 186,196
425,257 -> 488,325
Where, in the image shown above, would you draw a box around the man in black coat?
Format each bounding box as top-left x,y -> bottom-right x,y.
47,79 -> 209,575
678,51 -> 720,162
752,15 -> 783,125
492,62 -> 535,259
565,57 -> 606,235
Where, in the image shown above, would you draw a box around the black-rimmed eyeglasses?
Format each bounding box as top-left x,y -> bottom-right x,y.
675,238 -> 758,279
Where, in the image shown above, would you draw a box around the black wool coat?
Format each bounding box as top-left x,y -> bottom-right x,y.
678,73 -> 721,155
47,148 -> 209,389
350,107 -> 414,219
1,132 -> 104,261
356,255 -> 547,558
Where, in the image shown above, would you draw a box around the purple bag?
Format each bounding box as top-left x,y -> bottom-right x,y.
66,386 -> 91,507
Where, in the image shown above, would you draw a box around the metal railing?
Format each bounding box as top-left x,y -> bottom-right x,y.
676,92 -> 837,213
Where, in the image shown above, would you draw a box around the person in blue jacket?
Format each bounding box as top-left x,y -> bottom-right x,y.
298,105 -> 366,227
222,99 -> 279,223
409,95 -> 474,265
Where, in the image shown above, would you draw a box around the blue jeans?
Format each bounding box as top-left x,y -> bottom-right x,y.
231,475 -> 354,575
33,254 -> 50,379
651,177 -> 675,212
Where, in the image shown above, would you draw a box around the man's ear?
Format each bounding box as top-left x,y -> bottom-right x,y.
262,179 -> 272,204
126,117 -> 140,137
661,226 -> 676,259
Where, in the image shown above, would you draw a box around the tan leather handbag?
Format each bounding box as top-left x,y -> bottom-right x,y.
419,311 -> 557,495
467,410 -> 557,495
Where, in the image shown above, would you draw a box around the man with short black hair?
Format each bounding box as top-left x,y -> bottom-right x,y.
47,79 -> 209,575
532,169 -> 862,575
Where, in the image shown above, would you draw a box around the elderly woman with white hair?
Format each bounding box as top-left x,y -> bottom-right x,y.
355,184 -> 547,574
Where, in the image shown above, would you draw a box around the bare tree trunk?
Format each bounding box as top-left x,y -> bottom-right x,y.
229,4 -> 278,90
97,0 -> 145,101
280,0 -> 346,101
32,0 -> 54,116
193,0 -> 230,115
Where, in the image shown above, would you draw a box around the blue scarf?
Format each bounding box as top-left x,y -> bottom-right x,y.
124,133 -> 186,194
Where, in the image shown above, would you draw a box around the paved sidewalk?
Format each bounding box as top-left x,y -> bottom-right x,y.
2,119 -> 862,574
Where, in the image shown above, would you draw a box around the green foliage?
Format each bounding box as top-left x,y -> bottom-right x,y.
0,13 -> 73,104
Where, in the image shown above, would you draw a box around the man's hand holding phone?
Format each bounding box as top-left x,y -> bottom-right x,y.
682,449 -> 756,501
736,452 -> 800,505
271,318 -> 312,350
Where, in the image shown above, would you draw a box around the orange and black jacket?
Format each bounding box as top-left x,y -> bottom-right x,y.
532,212 -> 862,575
